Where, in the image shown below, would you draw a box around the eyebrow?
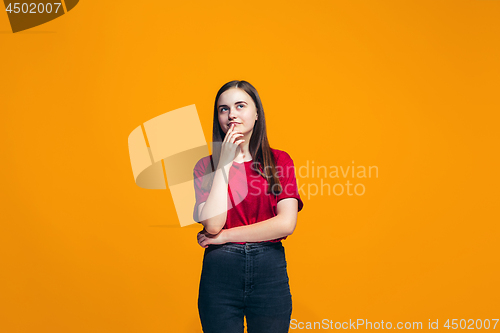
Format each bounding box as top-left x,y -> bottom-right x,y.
218,101 -> 248,109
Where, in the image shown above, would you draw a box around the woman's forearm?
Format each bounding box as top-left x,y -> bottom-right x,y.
222,214 -> 293,243
199,164 -> 232,234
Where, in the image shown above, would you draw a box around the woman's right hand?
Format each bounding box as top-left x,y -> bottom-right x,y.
218,123 -> 244,169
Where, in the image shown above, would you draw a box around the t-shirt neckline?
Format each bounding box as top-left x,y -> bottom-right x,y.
233,159 -> 253,164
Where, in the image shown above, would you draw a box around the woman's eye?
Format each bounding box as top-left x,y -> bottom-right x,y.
237,104 -> 244,109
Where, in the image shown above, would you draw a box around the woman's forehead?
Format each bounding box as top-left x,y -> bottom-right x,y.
218,88 -> 251,105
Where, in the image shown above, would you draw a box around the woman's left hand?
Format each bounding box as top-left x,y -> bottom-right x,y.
197,228 -> 228,248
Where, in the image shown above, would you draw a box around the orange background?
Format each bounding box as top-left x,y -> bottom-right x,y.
1,0 -> 499,332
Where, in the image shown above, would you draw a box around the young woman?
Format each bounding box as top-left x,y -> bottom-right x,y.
192,80 -> 304,333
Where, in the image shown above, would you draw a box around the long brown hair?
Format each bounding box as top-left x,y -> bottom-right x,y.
201,80 -> 282,195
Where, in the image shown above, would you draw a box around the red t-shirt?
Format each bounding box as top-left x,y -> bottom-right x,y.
192,148 -> 304,243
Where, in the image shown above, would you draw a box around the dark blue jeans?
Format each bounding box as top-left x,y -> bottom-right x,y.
198,241 -> 292,333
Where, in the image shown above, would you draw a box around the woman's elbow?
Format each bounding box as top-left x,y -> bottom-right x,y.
205,224 -> 223,235
199,210 -> 225,234
200,218 -> 224,234
285,218 -> 297,236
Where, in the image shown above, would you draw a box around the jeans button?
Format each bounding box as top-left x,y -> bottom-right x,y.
245,244 -> 249,250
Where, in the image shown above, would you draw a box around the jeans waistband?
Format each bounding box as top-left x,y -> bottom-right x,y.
206,241 -> 283,254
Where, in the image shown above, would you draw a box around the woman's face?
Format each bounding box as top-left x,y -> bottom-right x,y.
217,88 -> 258,136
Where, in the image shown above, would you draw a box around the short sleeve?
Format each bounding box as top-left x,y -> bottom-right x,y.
193,157 -> 212,222
276,152 -> 304,212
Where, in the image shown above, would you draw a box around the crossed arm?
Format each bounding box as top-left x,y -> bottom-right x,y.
196,198 -> 299,248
